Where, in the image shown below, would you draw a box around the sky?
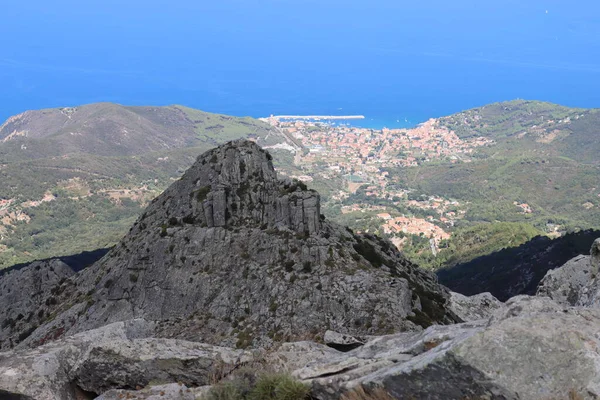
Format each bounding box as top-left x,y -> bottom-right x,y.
1,0 -> 600,126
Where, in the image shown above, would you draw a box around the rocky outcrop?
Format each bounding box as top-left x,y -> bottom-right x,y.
536,254 -> 593,305
2,291 -> 600,399
534,238 -> 600,308
297,296 -> 600,400
0,320 -> 252,400
446,291 -> 504,322
4,140 -> 458,351
96,383 -> 210,400
0,259 -> 75,351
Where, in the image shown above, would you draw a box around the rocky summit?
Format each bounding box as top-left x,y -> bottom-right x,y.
0,140 -> 457,352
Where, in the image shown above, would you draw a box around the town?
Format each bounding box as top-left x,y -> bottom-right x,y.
261,116 -> 494,251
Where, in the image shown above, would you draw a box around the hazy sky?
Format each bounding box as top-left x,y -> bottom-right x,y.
1,0 -> 600,123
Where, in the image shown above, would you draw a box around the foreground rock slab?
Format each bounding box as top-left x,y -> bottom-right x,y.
97,383 -> 210,400
0,320 -> 252,400
295,296 -> 600,400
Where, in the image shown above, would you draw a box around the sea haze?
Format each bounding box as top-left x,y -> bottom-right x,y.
1,0 -> 600,127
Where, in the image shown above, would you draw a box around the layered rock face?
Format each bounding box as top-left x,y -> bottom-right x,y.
5,140 -> 457,350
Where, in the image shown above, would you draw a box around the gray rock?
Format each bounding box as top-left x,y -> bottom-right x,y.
294,296 -> 600,400
0,249 -> 109,351
0,259 -> 76,351
96,383 -> 209,400
446,291 -> 504,322
324,330 -> 367,352
536,254 -> 593,305
9,140 -> 458,350
264,341 -> 341,372
592,238 -> 600,276
0,320 -> 252,400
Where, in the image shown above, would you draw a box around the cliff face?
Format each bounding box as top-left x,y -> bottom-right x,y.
1,140 -> 458,350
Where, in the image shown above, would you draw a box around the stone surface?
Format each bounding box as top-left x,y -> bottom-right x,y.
536,254 -> 593,305
323,330 -> 368,352
0,320 -> 252,400
264,341 -> 341,373
446,291 -> 504,322
96,383 -> 210,400
294,296 -> 600,400
0,249 -> 109,351
0,258 -> 75,351
6,140 -> 458,351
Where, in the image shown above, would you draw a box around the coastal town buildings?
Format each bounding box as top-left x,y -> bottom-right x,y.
263,117 -> 493,249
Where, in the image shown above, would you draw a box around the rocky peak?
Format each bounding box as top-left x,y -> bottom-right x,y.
137,139 -> 321,235
2,140 -> 458,350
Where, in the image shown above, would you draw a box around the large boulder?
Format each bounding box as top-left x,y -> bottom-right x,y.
536,254 -> 593,305
0,320 -> 253,400
294,296 -> 600,400
96,383 -> 210,400
446,291 -> 504,322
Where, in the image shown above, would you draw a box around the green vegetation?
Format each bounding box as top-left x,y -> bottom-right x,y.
388,155 -> 600,231
437,99 -> 583,139
175,105 -> 280,144
206,373 -> 309,400
403,222 -> 542,269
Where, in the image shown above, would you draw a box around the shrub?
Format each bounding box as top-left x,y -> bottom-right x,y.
353,240 -> 385,268
196,186 -> 211,202
249,374 -> 309,400
206,382 -> 243,400
302,261 -> 312,273
248,374 -> 280,400
273,375 -> 310,400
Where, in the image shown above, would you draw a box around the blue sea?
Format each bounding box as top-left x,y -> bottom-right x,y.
1,1 -> 600,129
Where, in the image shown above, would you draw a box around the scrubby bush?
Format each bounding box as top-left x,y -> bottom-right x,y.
206,373 -> 309,400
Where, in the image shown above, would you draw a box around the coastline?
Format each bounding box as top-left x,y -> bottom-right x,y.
268,115 -> 365,120
261,114 -> 422,130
